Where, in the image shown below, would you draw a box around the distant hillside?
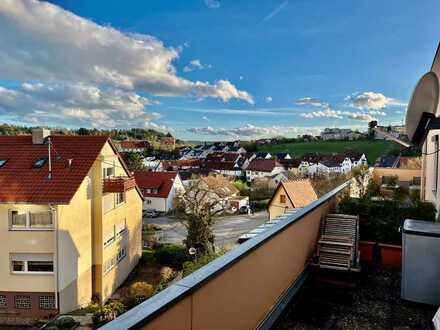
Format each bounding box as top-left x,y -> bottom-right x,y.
256,139 -> 397,164
0,123 -> 175,143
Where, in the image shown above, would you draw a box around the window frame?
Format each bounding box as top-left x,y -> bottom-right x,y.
9,209 -> 53,231
115,192 -> 126,206
280,194 -> 286,204
10,254 -> 54,275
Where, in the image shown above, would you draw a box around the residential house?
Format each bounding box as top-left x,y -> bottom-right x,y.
275,153 -> 292,160
255,152 -> 272,160
134,171 -> 184,212
118,140 -> 150,153
162,159 -> 201,172
227,146 -> 247,154
160,136 -> 176,151
320,128 -> 361,141
267,180 -> 318,220
246,159 -> 284,181
373,157 -> 422,190
143,156 -> 163,172
279,159 -> 301,175
0,129 -> 143,317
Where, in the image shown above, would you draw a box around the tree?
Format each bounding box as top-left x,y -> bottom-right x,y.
124,152 -> 146,171
175,176 -> 238,254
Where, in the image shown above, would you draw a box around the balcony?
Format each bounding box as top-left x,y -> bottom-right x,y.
101,182 -> 351,330
103,176 -> 137,193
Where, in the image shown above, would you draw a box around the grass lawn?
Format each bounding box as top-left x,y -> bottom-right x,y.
257,139 -> 396,164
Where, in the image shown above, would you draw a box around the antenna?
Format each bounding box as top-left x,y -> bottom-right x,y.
47,136 -> 52,180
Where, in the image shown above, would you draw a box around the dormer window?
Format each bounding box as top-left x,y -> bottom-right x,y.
32,157 -> 47,169
0,159 -> 7,168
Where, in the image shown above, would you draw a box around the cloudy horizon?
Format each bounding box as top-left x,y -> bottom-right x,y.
0,0 -> 438,140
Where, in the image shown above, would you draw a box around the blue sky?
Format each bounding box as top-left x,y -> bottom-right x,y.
0,0 -> 438,140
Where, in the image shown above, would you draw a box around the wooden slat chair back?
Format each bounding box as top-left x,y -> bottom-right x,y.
317,213 -> 360,271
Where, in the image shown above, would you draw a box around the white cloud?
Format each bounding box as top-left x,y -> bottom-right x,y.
187,124 -> 321,138
204,0 -> 220,9
301,109 -> 378,122
345,92 -> 406,110
202,116 -> 210,121
0,0 -> 252,104
265,96 -> 273,103
183,59 -> 212,72
0,82 -> 163,129
295,97 -> 329,108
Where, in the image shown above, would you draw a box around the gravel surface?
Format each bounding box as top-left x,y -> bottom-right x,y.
276,265 -> 437,330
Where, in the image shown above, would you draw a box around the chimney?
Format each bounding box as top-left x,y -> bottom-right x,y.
32,128 -> 50,144
67,159 -> 73,168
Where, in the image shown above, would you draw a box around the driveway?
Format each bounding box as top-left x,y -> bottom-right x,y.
144,211 -> 268,248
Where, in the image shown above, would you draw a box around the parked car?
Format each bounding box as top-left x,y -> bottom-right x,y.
239,205 -> 250,214
143,209 -> 160,218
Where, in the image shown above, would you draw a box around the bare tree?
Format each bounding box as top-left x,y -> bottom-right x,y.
174,176 -> 238,254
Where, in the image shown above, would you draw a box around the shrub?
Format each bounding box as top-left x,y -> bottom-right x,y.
338,196 -> 436,244
250,199 -> 269,211
92,300 -> 126,328
182,250 -> 226,277
129,281 -> 154,299
154,244 -> 188,268
142,249 -> 155,263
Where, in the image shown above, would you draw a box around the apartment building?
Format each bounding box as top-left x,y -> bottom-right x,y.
0,129 -> 143,318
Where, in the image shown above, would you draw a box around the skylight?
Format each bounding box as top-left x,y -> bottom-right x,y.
33,157 -> 48,169
0,159 -> 7,168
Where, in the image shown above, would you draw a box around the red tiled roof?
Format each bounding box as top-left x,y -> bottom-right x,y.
134,171 -> 178,198
205,161 -> 239,171
246,159 -> 282,172
0,135 -> 110,204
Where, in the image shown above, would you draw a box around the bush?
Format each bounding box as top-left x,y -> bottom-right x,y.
154,244 -> 188,268
250,199 -> 269,211
92,300 -> 126,328
129,281 -> 154,298
182,250 -> 226,277
142,249 -> 155,263
338,197 -> 436,244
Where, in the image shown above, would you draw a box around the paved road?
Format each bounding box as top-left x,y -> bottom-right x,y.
144,211 -> 268,248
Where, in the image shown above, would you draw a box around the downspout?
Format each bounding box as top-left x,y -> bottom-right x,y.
49,204 -> 59,311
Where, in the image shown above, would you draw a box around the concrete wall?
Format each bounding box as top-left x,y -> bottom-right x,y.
57,174 -> 93,313
136,197 -> 334,330
0,204 -> 54,293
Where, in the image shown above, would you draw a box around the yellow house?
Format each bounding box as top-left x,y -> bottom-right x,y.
267,180 -> 318,220
0,129 -> 143,318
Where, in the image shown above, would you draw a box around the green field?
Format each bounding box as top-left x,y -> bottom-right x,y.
257,140 -> 396,164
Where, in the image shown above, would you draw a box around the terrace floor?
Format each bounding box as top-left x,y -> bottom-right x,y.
276,265 -> 437,330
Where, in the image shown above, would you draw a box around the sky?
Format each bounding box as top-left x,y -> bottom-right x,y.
0,0 -> 438,141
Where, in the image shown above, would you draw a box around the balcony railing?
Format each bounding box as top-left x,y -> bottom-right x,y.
102,176 -> 137,193
101,181 -> 351,330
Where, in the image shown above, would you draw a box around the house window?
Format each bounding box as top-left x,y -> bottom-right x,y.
11,254 -> 54,274
27,261 -> 53,272
146,199 -> 152,205
39,295 -> 55,310
0,295 -> 6,308
280,194 -> 286,203
413,177 -> 421,186
0,159 -> 8,168
15,296 -> 31,309
115,192 -> 125,206
103,226 -> 115,247
9,210 -> 53,230
117,247 -> 127,263
116,219 -> 127,237
29,211 -> 52,229
32,157 -> 47,169
10,210 -> 26,229
103,166 -> 115,178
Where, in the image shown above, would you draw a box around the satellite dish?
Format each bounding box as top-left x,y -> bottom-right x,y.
406,71 -> 440,146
